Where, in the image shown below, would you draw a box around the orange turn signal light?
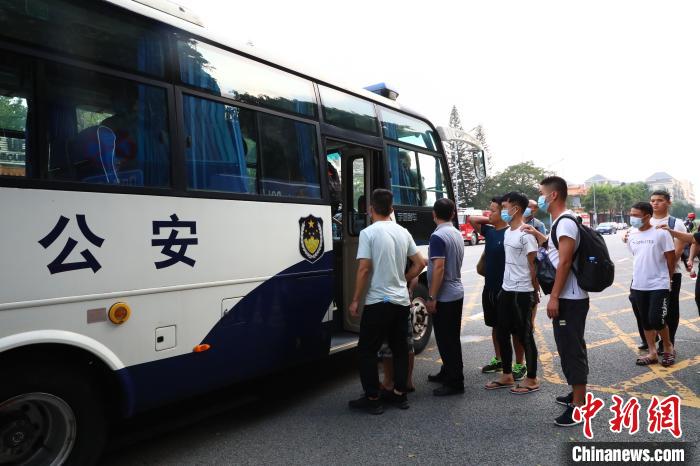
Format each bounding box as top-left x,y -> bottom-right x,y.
193,344 -> 211,353
108,302 -> 131,325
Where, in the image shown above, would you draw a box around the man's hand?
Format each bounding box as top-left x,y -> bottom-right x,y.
622,230 -> 630,243
426,299 -> 437,314
349,300 -> 360,317
547,296 -> 559,319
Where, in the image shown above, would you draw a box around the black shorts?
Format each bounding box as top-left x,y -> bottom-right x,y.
482,288 -> 499,328
553,298 -> 589,386
630,289 -> 669,331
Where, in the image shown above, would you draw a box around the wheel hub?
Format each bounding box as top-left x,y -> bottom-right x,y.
411,298 -> 428,341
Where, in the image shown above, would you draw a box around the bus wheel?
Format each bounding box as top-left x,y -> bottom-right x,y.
410,283 -> 433,354
0,365 -> 106,466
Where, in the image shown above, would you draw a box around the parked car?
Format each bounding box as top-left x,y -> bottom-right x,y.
596,222 -> 617,235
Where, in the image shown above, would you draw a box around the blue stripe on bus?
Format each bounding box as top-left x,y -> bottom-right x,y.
116,251 -> 334,416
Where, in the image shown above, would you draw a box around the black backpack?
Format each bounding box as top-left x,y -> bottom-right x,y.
551,215 -> 615,292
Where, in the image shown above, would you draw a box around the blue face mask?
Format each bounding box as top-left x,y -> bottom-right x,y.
524,207 -> 532,217
630,216 -> 643,229
500,210 -> 513,224
537,195 -> 549,212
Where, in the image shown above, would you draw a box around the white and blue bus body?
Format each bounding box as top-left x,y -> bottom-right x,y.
0,0 -> 463,464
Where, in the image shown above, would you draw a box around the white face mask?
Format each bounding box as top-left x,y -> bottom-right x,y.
630,216 -> 643,229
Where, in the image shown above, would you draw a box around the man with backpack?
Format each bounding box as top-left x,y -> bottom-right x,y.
523,176 -> 614,427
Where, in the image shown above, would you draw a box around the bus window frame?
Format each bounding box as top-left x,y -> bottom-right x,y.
0,41 -> 330,206
173,32 -> 319,120
382,139 -> 453,210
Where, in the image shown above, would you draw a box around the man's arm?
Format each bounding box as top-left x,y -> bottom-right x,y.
520,224 -> 548,246
406,252 -> 427,283
658,225 -> 694,244
469,215 -> 490,234
528,251 -> 540,303
664,250 -> 675,287
427,257 -> 445,314
548,236 -> 576,319
349,259 -> 372,316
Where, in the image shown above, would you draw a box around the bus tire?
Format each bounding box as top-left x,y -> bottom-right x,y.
0,364 -> 107,466
410,283 -> 433,354
469,233 -> 478,246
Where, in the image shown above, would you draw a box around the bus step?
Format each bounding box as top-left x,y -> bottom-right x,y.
329,331 -> 359,355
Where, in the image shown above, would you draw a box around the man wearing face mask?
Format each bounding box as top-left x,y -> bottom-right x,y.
485,192 -> 540,394
524,176 -> 590,427
627,202 -> 676,367
524,199 -> 547,235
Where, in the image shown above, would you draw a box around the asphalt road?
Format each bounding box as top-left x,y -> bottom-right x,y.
103,231 -> 699,465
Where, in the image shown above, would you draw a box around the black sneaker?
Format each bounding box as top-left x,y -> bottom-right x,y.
555,392 -> 573,406
381,389 -> 409,409
481,357 -> 503,373
512,363 -> 527,381
348,396 -> 384,415
433,385 -> 465,397
554,403 -> 582,427
637,343 -> 648,350
428,371 -> 446,383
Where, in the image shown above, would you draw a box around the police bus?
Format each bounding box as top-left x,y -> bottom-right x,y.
0,0 -> 476,463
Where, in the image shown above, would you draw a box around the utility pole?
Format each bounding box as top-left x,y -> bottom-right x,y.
592,183 -> 597,227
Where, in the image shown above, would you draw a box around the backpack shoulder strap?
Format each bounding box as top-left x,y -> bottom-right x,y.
551,214 -> 580,250
669,216 -> 676,229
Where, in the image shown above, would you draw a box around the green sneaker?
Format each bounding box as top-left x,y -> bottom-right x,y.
513,363 -> 527,381
481,357 -> 503,373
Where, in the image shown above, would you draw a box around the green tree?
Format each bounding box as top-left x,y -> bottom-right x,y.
472,161 -> 552,209
0,96 -> 27,131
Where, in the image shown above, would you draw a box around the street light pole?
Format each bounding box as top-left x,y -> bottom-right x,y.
592,183 -> 597,227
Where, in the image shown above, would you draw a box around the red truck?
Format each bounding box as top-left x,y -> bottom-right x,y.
457,209 -> 488,246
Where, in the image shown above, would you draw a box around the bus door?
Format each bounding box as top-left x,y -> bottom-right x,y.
325,140 -> 378,336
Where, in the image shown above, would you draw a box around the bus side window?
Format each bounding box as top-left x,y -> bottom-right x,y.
183,95 -> 258,194
0,55 -> 30,178
44,62 -> 170,187
259,113 -> 320,199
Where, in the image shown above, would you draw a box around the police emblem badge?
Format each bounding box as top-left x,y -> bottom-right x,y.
299,215 -> 324,263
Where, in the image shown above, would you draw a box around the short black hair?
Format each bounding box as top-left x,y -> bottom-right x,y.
540,176 -> 568,201
491,195 -> 504,205
632,201 -> 653,216
371,188 -> 393,216
433,198 -> 455,221
502,191 -> 528,211
650,190 -> 671,202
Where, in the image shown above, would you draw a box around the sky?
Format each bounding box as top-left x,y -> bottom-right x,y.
176,0 -> 698,195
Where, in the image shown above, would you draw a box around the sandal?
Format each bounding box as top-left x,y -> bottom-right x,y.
510,384 -> 541,395
485,380 -> 514,390
636,355 -> 658,366
661,352 -> 676,367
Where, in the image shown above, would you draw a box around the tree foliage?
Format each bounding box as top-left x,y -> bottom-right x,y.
0,96 -> 27,131
472,161 -> 553,209
445,107 -> 492,208
582,182 -> 651,216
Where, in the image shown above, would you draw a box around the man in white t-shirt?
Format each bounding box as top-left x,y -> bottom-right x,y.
627,201 -> 676,367
485,192 -> 540,394
623,190 -> 687,352
523,176 -> 590,427
348,189 -> 426,415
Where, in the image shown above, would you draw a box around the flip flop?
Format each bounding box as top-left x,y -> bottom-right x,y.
485,380 -> 514,390
636,355 -> 658,366
661,352 -> 676,367
510,384 -> 541,395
